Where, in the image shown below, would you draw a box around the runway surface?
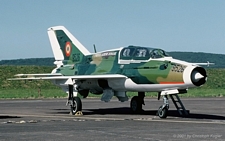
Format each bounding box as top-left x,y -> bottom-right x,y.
0,97 -> 225,141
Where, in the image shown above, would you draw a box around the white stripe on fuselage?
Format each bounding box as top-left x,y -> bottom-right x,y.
108,78 -> 189,92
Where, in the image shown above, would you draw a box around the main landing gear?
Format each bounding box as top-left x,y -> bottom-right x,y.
67,85 -> 82,115
130,92 -> 145,113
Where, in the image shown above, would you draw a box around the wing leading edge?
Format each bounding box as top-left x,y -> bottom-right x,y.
8,74 -> 127,80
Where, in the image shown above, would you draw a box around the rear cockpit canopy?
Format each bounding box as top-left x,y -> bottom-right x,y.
120,45 -> 170,60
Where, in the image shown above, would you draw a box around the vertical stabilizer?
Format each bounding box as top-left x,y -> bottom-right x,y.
47,26 -> 90,64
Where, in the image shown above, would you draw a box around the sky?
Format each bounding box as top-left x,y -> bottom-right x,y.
0,1 -> 225,60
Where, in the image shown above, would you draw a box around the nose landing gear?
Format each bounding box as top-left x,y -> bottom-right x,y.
157,94 -> 189,118
130,91 -> 188,119
157,96 -> 169,118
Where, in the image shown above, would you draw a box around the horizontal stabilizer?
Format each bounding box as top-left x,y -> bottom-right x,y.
14,73 -> 62,77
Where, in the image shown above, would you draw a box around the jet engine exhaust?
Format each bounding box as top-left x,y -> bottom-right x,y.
191,67 -> 207,86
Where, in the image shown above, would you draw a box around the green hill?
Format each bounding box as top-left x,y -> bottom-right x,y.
0,51 -> 225,98
0,66 -> 63,99
0,58 -> 55,66
0,52 -> 225,68
169,52 -> 225,68
0,66 -> 56,89
0,66 -> 224,89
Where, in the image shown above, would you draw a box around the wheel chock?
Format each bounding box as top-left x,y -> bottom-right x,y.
75,111 -> 83,116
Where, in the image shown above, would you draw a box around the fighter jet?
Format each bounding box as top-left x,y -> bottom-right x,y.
9,26 -> 208,118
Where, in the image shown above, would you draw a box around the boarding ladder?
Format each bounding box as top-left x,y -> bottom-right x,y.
169,94 -> 189,116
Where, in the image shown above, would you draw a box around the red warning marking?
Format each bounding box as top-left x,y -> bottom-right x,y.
160,82 -> 184,84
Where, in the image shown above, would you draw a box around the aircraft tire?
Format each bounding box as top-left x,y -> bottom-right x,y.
157,105 -> 168,118
71,97 -> 82,115
130,96 -> 142,113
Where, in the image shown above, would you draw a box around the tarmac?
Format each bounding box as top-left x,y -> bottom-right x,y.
0,97 -> 225,141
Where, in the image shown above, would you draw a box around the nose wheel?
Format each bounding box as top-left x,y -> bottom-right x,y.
157,105 -> 168,118
157,96 -> 169,118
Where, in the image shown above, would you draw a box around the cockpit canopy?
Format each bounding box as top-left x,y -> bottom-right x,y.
120,46 -> 170,60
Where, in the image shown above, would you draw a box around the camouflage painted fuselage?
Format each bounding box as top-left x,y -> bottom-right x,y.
55,45 -> 206,93
51,27 -> 206,95
57,47 -> 184,84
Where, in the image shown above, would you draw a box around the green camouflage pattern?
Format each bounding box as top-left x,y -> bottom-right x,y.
54,30 -> 185,85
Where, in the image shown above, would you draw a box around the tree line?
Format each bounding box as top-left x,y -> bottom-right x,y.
0,52 -> 225,68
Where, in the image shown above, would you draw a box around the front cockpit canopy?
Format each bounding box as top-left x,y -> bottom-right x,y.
120,46 -> 170,60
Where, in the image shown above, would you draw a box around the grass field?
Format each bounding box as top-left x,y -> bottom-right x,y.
0,88 -> 224,99
0,66 -> 225,99
0,89 -> 66,99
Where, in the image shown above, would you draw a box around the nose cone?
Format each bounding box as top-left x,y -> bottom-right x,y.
191,67 -> 207,86
192,71 -> 205,82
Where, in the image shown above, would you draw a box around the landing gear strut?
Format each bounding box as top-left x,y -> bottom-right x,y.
130,92 -> 145,113
68,85 -> 82,115
157,95 -> 169,118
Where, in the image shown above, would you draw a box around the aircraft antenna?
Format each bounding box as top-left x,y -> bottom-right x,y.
93,44 -> 97,53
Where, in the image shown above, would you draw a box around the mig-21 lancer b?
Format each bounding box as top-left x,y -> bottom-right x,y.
9,26 -> 209,118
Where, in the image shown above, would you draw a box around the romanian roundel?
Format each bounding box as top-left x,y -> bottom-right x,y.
65,42 -> 72,57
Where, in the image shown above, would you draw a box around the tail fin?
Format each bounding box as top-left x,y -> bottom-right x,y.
47,26 -> 90,64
